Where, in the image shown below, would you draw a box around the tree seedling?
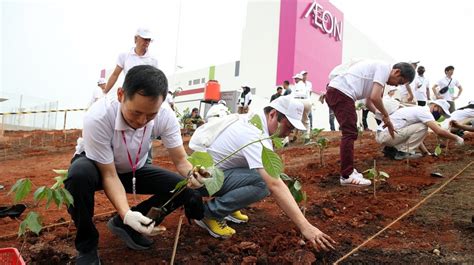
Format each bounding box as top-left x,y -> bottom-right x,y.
363,160 -> 390,198
316,137 -> 329,166
8,169 -> 74,236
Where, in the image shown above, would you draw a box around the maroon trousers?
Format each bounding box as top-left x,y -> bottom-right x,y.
325,87 -> 358,177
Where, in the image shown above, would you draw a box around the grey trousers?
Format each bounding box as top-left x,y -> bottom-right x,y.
199,167 -> 270,219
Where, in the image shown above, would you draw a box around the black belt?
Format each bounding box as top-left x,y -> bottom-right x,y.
294,97 -> 307,99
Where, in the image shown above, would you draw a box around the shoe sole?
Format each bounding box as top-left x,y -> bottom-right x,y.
224,215 -> 248,224
194,220 -> 233,239
340,183 -> 371,187
106,219 -> 150,250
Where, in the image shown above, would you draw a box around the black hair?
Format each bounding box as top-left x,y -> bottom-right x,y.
283,80 -> 290,85
277,86 -> 283,91
393,62 -> 415,83
263,106 -> 285,121
445,65 -> 454,73
122,65 -> 168,100
417,66 -> 425,75
192,108 -> 199,112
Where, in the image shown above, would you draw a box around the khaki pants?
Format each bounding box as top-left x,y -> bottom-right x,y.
295,98 -> 312,139
375,123 -> 428,153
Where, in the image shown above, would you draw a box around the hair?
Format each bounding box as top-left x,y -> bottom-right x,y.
192,107 -> 199,113
444,65 -> 454,73
277,86 -> 283,91
263,106 -> 285,122
122,65 -> 168,100
283,80 -> 290,85
393,62 -> 416,83
417,66 -> 425,75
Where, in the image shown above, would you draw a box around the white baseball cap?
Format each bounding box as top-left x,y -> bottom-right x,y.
300,70 -> 308,75
135,27 -> 153,39
431,99 -> 451,118
292,73 -> 303,79
267,95 -> 306,130
97,78 -> 106,85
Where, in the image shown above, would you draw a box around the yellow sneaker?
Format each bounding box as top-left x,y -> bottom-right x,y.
224,210 -> 249,224
194,217 -> 235,239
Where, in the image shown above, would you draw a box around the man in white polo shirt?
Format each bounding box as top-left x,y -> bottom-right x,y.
65,66 -> 204,264
87,78 -> 107,108
412,66 -> 430,106
442,100 -> 474,134
189,95 -> 335,251
432,65 -> 464,113
326,60 -> 415,186
376,99 -> 463,160
104,27 -> 159,94
292,73 -> 312,142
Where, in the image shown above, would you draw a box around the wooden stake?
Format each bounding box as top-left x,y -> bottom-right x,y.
170,215 -> 184,265
373,160 -> 377,199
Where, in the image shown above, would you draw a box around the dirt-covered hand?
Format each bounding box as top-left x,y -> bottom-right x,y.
187,166 -> 210,189
303,226 -> 336,252
123,209 -> 155,235
382,116 -> 396,138
455,136 -> 464,146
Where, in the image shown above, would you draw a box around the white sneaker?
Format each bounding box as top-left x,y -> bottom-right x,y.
340,169 -> 371,186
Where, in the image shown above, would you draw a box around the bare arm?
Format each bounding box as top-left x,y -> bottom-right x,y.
450,120 -> 474,132
453,85 -> 463,100
257,168 -> 335,251
105,66 -> 123,94
432,84 -> 442,99
96,162 -> 130,219
426,121 -> 460,141
168,145 -> 193,177
405,83 -> 414,102
370,83 -> 395,137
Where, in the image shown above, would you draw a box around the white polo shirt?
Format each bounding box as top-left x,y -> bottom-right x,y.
117,48 -> 159,75
293,80 -> 309,99
75,98 -> 182,174
436,77 -> 460,101
413,75 -> 430,101
441,108 -> 474,129
377,106 -> 434,132
329,60 -> 391,101
207,112 -> 272,170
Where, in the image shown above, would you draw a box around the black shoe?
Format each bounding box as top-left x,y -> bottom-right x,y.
394,151 -> 422,160
77,248 -> 101,265
0,204 -> 26,219
382,146 -> 398,159
107,215 -> 154,250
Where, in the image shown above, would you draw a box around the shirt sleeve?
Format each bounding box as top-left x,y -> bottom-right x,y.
419,108 -> 435,124
153,107 -> 182,149
116,52 -> 127,68
82,114 -> 114,164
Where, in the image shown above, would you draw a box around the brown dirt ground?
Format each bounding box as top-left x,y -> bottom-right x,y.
0,129 -> 473,264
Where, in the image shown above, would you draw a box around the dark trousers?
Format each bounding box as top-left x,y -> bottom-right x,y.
417,101 -> 426,106
448,101 -> 455,113
326,88 -> 357,177
65,153 -> 189,253
362,109 -> 370,129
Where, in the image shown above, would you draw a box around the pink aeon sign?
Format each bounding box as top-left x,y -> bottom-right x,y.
276,0 -> 343,94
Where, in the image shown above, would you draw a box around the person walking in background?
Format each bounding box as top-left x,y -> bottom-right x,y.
87,78 -> 107,108
283,80 -> 291,96
238,85 -> 252,114
270,86 -> 283,102
104,27 -> 158,94
301,70 -> 314,129
432,65 -> 464,113
326,60 -> 415,186
413,66 -> 430,106
292,73 -> 312,143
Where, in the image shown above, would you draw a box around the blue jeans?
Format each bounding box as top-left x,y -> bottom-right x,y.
199,168 -> 270,219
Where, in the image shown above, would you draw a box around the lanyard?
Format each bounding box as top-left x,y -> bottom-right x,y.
121,126 -> 147,200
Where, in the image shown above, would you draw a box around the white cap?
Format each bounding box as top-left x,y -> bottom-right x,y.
292,73 -> 303,79
408,60 -> 420,64
135,27 -> 153,39
97,78 -> 106,85
300,70 -> 308,75
468,100 -> 474,105
218,100 -> 227,106
431,99 -> 451,118
267,96 -> 306,130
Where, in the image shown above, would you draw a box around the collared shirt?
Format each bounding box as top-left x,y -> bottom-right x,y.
292,81 -> 309,99
117,48 -> 159,74
207,112 -> 272,170
377,106 -> 434,132
329,60 -> 391,101
75,98 -> 181,174
413,75 -> 430,101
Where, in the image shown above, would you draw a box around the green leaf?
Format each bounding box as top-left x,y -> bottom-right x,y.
45,188 -> 54,209
187,151 -> 214,168
171,179 -> 188,193
51,175 -> 66,189
60,188 -> 74,207
52,169 -> 68,177
434,145 -> 442,156
279,173 -> 292,182
10,178 -> 32,203
202,167 -> 225,196
261,145 -> 283,178
52,189 -> 63,208
271,136 -> 284,149
249,114 -> 263,132
379,171 -> 390,179
293,180 -> 302,191
311,128 -> 324,138
317,137 -> 328,148
33,186 -> 47,203
290,187 -> 304,203
18,212 -> 42,236
364,169 -> 376,180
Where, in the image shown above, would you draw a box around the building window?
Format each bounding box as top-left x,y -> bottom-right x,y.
235,60 -> 240,77
193,79 -> 200,85
201,78 -> 205,83
188,80 -> 192,86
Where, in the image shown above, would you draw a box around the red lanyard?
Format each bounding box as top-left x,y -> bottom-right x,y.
121,126 -> 147,199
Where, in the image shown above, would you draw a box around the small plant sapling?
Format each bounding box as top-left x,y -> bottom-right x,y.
8,169 -> 74,236
434,144 -> 442,156
363,160 -> 390,198
316,137 -> 329,166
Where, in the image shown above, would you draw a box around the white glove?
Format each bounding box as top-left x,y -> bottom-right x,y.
454,136 -> 464,146
123,210 -> 155,235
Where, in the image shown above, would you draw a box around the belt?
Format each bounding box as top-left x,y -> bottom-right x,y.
294,97 -> 307,99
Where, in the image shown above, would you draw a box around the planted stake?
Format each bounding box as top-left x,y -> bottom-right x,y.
170,215 -> 184,265
373,160 -> 376,199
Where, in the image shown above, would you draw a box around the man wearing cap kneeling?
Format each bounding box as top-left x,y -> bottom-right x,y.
375,99 -> 464,160
189,95 -> 335,251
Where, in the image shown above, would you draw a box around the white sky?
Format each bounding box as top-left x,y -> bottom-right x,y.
1,0 -> 473,111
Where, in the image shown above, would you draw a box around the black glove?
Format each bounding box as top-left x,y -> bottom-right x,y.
184,189 -> 204,222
